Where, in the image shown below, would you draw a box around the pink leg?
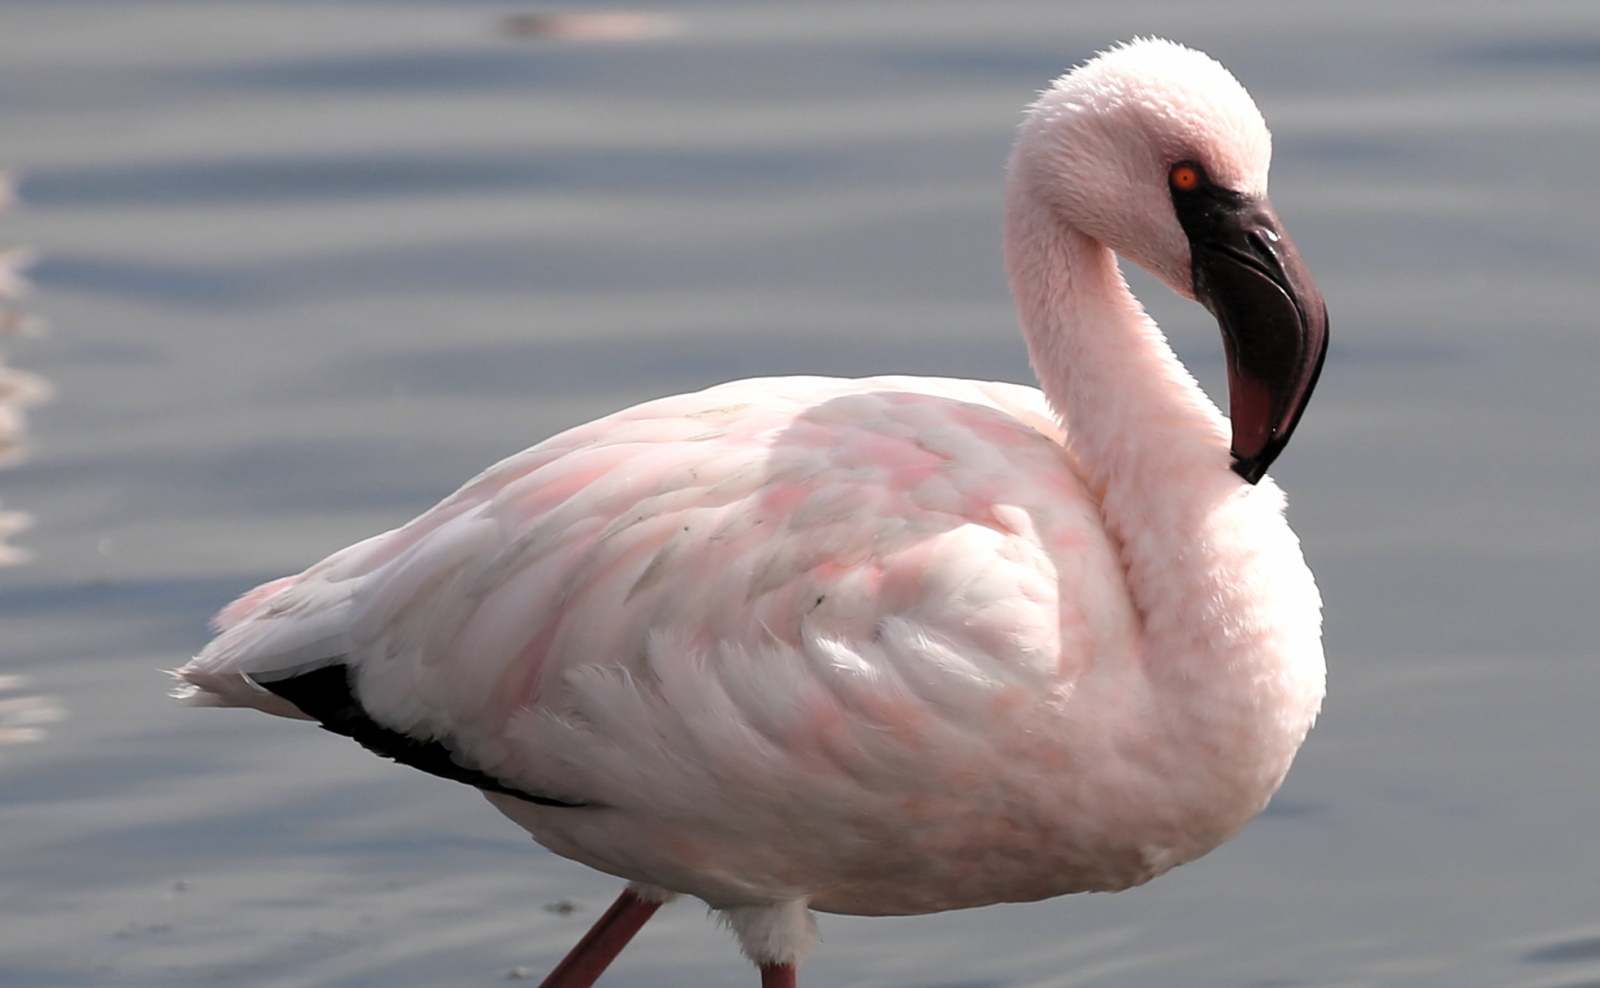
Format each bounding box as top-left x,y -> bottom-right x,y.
760,963 -> 797,988
537,887 -> 664,988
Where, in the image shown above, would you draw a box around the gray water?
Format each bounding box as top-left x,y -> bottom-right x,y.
2,2 -> 1598,986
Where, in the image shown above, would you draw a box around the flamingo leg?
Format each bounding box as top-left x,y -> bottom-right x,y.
760,963 -> 798,988
536,887 -> 664,988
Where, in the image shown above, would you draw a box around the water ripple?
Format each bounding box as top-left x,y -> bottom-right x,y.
20,148 -> 842,209
1525,934 -> 1600,964
0,676 -> 64,753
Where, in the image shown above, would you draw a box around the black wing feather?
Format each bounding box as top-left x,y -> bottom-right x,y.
259,664 -> 586,809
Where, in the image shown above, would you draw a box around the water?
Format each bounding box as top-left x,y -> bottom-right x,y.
2,2 -> 1599,986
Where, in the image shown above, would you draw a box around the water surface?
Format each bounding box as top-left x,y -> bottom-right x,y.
2,2 -> 1599,986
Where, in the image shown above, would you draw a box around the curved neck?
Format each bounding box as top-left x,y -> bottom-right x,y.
1002,179 -> 1325,818
1000,178 -> 1324,684
1003,193 -> 1238,555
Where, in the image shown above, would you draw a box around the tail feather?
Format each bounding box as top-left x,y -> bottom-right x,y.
168,666 -> 315,720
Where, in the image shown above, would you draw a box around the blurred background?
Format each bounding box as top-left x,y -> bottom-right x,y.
1,1 -> 1598,986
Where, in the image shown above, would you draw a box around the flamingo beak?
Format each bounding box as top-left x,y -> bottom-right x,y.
1177,192 -> 1328,484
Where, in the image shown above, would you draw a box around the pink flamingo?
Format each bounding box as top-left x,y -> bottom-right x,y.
176,39 -> 1327,988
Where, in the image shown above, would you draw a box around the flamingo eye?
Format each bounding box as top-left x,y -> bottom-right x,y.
1169,162 -> 1202,191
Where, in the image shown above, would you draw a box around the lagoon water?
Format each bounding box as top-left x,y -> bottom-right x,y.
2,2 -> 1599,986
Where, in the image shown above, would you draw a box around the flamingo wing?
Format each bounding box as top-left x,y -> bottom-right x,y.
179,375 -> 1138,840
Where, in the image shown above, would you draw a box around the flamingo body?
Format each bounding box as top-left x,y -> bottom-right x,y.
177,38 -> 1328,979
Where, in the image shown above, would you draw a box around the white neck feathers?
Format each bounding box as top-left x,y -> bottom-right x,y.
1002,150 -> 1321,734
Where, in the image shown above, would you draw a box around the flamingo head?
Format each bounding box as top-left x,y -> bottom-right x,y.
1011,38 -> 1328,484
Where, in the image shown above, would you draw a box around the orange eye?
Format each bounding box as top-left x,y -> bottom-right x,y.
1170,163 -> 1201,191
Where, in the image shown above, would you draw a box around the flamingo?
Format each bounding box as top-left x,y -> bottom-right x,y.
174,38 -> 1328,988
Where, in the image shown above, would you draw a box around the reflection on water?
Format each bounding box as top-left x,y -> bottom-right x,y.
0,170 -> 45,565
1,3 -> 1599,987
0,675 -> 62,750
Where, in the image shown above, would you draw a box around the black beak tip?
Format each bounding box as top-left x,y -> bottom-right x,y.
1231,452 -> 1270,485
